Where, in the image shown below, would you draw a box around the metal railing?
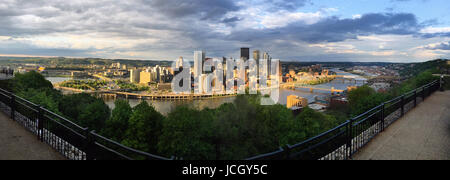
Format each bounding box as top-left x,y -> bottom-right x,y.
246,80 -> 440,160
0,88 -> 174,160
0,80 -> 440,160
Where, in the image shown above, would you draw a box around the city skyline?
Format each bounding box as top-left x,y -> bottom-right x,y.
0,0 -> 449,62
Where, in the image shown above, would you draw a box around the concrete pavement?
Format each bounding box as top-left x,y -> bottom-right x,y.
0,111 -> 65,160
353,91 -> 450,160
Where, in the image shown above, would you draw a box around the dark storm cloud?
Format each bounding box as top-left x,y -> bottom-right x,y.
143,0 -> 240,21
266,0 -> 311,11
226,13 -> 421,43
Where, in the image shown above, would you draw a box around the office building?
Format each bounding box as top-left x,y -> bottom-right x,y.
140,71 -> 152,85
194,51 -> 205,77
287,95 -> 308,108
253,50 -> 260,77
130,69 -> 141,83
240,48 -> 249,61
253,50 -> 260,61
176,56 -> 183,69
198,74 -> 207,94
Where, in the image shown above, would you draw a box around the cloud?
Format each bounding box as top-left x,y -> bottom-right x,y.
265,0 -> 311,11
0,0 -> 448,62
144,0 -> 240,21
227,13 -> 421,44
260,11 -> 322,28
422,41 -> 450,50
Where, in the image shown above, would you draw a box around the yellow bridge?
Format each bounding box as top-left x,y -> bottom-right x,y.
281,83 -> 345,94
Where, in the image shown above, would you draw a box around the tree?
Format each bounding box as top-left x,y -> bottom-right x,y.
78,100 -> 110,131
293,107 -> 339,139
122,101 -> 164,154
16,88 -> 62,114
102,99 -> 132,142
12,71 -> 53,93
157,106 -> 215,160
348,85 -> 390,116
59,93 -> 110,131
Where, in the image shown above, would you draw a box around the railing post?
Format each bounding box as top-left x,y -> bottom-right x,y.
283,145 -> 291,160
440,76 -> 444,92
346,119 -> 353,159
400,95 -> 404,117
414,90 -> 417,107
10,93 -> 15,120
380,103 -> 385,131
84,128 -> 95,160
36,105 -> 44,141
422,86 -> 425,101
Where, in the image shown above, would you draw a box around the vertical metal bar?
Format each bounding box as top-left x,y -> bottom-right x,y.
414,90 -> 417,107
284,145 -> 291,160
346,120 -> 352,158
10,93 -> 15,120
381,103 -> 385,131
422,86 -> 425,101
85,129 -> 95,160
400,96 -> 404,117
37,106 -> 43,141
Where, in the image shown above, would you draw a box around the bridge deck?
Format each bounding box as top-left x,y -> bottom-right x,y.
353,91 -> 450,160
0,111 -> 65,160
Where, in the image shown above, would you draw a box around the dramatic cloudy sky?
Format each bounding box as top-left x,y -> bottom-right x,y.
0,0 -> 449,62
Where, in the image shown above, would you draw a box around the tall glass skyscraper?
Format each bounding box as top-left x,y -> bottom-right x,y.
240,47 -> 249,61
194,51 -> 205,78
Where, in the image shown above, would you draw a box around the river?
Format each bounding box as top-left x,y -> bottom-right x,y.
46,69 -> 367,116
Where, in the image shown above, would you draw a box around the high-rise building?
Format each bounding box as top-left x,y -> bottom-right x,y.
176,56 -> 183,69
253,50 -> 260,77
140,71 -> 152,85
155,65 -> 161,83
263,52 -> 271,78
204,57 -> 213,74
198,74 -> 207,94
240,48 -> 249,61
130,69 -> 141,83
287,95 -> 308,108
253,50 -> 260,61
194,51 -> 205,78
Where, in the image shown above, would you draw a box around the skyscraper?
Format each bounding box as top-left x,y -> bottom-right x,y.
130,69 -> 141,83
263,52 -> 271,78
194,51 -> 205,78
176,56 -> 183,69
240,48 -> 249,61
253,50 -> 260,77
253,50 -> 260,61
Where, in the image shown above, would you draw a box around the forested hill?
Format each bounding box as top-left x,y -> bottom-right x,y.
399,59 -> 449,77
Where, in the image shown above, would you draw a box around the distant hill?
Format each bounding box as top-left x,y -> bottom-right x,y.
0,56 -> 175,67
399,59 -> 449,77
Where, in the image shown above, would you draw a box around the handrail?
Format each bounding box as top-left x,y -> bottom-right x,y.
350,103 -> 383,121
289,121 -> 349,149
42,108 -> 86,131
245,147 -> 284,160
90,131 -> 173,160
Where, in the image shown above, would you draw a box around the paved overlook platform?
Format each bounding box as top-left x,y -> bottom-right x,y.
353,91 -> 450,160
0,111 -> 65,160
